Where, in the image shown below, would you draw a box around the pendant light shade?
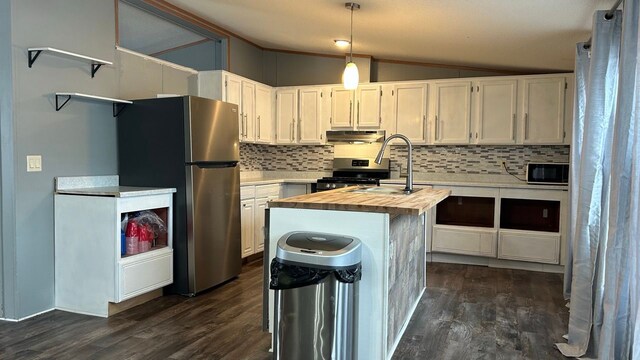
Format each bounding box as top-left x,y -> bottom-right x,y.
343,61 -> 359,90
342,2 -> 360,90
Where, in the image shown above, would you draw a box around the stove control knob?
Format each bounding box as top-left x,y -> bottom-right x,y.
331,184 -> 336,189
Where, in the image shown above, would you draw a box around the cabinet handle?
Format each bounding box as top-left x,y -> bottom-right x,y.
435,115 -> 439,140
524,113 -> 529,140
475,132 -> 478,139
244,114 -> 248,138
298,118 -> 302,140
257,115 -> 261,139
379,116 -> 382,125
357,101 -> 360,125
291,120 -> 294,141
512,114 -> 516,140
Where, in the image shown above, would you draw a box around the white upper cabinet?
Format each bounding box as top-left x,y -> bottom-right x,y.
275,89 -> 297,144
433,81 -> 472,144
241,81 -> 256,142
394,83 -> 428,144
521,77 -> 566,144
255,84 -> 273,144
330,87 -> 354,128
475,79 -> 518,144
356,85 -> 382,128
380,84 -> 396,135
298,87 -> 324,144
224,74 -> 243,141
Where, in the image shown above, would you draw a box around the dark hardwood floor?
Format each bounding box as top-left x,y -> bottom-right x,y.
392,263 -> 569,360
0,261 -> 568,360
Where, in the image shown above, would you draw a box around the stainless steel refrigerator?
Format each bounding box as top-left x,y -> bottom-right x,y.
117,96 -> 241,295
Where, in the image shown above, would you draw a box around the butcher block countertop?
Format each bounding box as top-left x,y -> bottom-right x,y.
269,186 -> 451,216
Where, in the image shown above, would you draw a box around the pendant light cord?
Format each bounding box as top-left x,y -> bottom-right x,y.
349,4 -> 354,62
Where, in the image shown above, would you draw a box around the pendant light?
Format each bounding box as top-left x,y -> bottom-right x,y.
342,2 -> 360,90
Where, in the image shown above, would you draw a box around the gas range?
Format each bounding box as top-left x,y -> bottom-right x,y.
315,158 -> 390,192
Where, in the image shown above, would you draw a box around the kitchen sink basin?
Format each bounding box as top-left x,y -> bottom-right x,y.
345,186 -> 414,195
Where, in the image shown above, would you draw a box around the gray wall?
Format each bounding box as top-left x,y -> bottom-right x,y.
263,50 -> 346,86
1,0 -> 197,320
371,60 -> 511,82
229,36 -> 264,83
155,40 -> 219,71
0,0 -> 14,319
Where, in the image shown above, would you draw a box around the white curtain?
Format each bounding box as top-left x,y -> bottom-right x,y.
558,2 -> 640,358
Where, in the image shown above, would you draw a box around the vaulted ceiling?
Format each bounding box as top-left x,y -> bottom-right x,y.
165,0 -> 615,72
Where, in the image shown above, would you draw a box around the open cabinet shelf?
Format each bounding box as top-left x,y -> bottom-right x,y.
54,92 -> 132,116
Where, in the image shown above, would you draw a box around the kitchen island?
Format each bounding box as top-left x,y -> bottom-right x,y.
266,186 -> 450,360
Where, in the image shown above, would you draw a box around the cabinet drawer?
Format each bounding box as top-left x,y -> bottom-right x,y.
432,226 -> 497,257
240,185 -> 255,200
498,230 -> 560,264
255,184 -> 280,198
118,249 -> 173,301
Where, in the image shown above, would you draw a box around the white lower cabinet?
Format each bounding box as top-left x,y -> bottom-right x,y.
240,184 -> 282,258
430,185 -> 567,266
54,189 -> 175,317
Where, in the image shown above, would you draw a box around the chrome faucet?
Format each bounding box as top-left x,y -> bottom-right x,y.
375,134 -> 413,193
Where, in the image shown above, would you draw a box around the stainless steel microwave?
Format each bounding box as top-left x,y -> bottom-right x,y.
526,163 -> 569,185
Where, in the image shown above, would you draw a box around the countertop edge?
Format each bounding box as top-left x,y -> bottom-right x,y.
56,186 -> 177,197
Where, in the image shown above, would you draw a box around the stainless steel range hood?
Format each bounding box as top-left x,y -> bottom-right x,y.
325,130 -> 385,144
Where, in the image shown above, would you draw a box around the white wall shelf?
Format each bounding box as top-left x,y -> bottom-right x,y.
54,92 -> 132,116
28,47 -> 112,78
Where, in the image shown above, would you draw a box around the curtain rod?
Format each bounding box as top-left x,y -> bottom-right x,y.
584,0 -> 624,49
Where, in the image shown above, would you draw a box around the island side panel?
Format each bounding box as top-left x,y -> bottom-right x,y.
386,213 -> 426,357
268,208 -> 390,360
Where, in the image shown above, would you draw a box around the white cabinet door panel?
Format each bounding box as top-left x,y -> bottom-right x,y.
434,81 -> 471,144
254,197 -> 268,253
476,80 -> 517,144
522,77 -> 565,144
498,230 -> 560,264
275,89 -> 297,144
357,85 -> 381,128
331,88 -> 354,128
241,199 -> 255,258
432,226 -> 497,257
255,84 -> 273,143
299,88 -> 322,144
241,81 -> 255,142
394,83 -> 428,144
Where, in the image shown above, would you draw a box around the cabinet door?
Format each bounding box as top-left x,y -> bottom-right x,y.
357,85 -> 381,128
275,89 -> 297,144
241,81 -> 256,142
394,83 -> 428,144
434,81 -> 472,144
224,75 -> 242,141
476,80 -> 517,144
254,197 -> 268,253
380,84 -> 396,136
522,77 -> 565,144
255,84 -> 273,144
240,199 -> 255,258
330,87 -> 354,128
298,87 -> 323,144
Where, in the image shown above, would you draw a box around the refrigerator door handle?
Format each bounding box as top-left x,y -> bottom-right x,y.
190,161 -> 239,169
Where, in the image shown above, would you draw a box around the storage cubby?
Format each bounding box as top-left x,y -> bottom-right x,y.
500,198 -> 560,232
436,195 -> 495,228
120,207 -> 169,258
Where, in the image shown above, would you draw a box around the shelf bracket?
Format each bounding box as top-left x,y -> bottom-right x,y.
91,63 -> 103,78
28,50 -> 43,68
55,94 -> 72,111
113,103 -> 127,117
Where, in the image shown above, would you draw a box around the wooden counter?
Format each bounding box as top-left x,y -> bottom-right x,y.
269,186 -> 451,216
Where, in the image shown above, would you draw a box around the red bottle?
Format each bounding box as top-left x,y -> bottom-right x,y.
139,224 -> 152,253
125,220 -> 139,255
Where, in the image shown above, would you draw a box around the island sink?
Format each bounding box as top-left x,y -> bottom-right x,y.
345,185 -> 415,195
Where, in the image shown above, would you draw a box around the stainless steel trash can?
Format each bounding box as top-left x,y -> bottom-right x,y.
270,231 -> 362,360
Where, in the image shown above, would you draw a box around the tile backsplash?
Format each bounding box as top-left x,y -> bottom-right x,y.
240,143 -> 569,176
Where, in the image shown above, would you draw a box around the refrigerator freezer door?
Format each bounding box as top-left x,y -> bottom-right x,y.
186,164 -> 241,293
185,96 -> 240,163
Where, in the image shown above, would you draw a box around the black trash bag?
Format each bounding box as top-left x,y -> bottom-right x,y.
270,259 -> 361,290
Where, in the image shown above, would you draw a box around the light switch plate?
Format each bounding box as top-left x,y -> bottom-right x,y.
26,155 -> 42,172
